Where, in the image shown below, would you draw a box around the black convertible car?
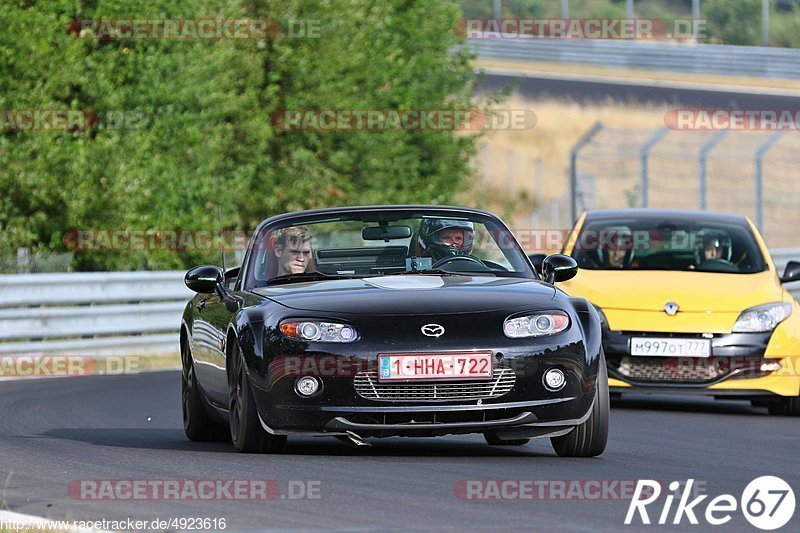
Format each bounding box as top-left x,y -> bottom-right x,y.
180,205 -> 607,456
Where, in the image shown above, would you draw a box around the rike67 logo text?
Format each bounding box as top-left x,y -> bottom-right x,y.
626,477 -> 795,530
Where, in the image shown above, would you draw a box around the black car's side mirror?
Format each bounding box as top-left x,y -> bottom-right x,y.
185,265 -> 224,293
780,261 -> 800,284
223,266 -> 241,290
542,254 -> 578,284
527,253 -> 547,274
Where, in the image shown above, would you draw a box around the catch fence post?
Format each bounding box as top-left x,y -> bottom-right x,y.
639,126 -> 669,208
698,131 -> 727,210
569,122 -> 603,222
754,131 -> 783,230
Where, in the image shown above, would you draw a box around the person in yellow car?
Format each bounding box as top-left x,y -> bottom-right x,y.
598,226 -> 637,269
561,209 -> 800,416
700,231 -> 731,262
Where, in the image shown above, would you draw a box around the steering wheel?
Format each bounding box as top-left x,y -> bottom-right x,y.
696,258 -> 739,273
432,255 -> 490,271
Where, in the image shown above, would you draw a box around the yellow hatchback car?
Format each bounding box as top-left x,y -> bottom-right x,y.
558,209 -> 800,416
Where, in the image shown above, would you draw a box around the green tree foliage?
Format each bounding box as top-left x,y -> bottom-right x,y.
703,0 -> 762,45
0,0 -> 478,270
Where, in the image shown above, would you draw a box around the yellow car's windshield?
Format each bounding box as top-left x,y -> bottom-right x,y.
572,218 -> 767,274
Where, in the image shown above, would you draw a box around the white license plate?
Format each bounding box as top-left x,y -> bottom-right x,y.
378,352 -> 493,382
630,338 -> 711,357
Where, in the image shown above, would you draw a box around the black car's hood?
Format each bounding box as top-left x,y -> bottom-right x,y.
251,275 -> 556,315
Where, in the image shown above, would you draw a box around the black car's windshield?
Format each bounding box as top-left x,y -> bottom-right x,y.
245,210 -> 534,289
571,217 -> 767,274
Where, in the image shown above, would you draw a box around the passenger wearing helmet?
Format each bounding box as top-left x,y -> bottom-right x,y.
693,230 -> 737,272
417,218 -> 475,262
701,231 -> 732,261
597,226 -> 635,269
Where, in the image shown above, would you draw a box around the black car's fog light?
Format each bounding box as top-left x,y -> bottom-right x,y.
295,376 -> 321,397
543,368 -> 566,391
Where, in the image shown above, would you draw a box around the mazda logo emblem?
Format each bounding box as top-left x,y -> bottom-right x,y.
421,324 -> 445,337
664,301 -> 680,316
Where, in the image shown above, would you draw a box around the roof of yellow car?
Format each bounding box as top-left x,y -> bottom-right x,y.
583,208 -> 749,225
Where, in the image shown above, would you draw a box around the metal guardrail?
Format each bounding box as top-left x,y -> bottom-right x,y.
0,271 -> 191,356
771,248 -> 800,269
469,38 -> 800,80
0,254 -> 797,357
771,248 -> 800,299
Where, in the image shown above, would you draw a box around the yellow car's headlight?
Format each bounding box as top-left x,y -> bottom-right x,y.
732,303 -> 792,333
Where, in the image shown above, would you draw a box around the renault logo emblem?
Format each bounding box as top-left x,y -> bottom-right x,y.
421,324 -> 445,337
664,301 -> 680,316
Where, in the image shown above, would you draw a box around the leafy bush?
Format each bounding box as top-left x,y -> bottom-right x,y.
703,0 -> 762,45
0,0 -> 479,271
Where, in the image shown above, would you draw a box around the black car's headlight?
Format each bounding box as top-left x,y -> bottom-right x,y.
732,303 -> 792,333
504,312 -> 569,338
279,320 -> 358,343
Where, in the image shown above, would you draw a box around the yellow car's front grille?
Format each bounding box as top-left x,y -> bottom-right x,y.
612,355 -> 774,384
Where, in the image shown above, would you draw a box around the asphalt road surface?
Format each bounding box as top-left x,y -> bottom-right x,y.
1,371 -> 798,532
476,72 -> 800,108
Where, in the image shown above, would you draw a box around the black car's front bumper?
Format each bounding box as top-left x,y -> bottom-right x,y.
256,398 -> 594,439
236,300 -> 602,438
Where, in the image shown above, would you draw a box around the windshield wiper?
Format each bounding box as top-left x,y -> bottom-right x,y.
265,272 -> 362,286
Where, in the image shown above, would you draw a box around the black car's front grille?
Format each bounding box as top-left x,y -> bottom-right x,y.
353,368 -> 515,402
611,355 -> 773,384
337,409 -> 527,426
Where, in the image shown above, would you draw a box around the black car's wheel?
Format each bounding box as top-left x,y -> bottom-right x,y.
551,351 -> 609,458
182,339 -> 227,442
483,432 -> 530,446
767,396 -> 800,416
228,344 -> 287,453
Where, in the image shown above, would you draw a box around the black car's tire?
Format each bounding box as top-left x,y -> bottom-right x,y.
228,345 -> 287,453
483,432 -> 530,446
551,351 -> 609,458
767,396 -> 800,416
182,340 -> 228,442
